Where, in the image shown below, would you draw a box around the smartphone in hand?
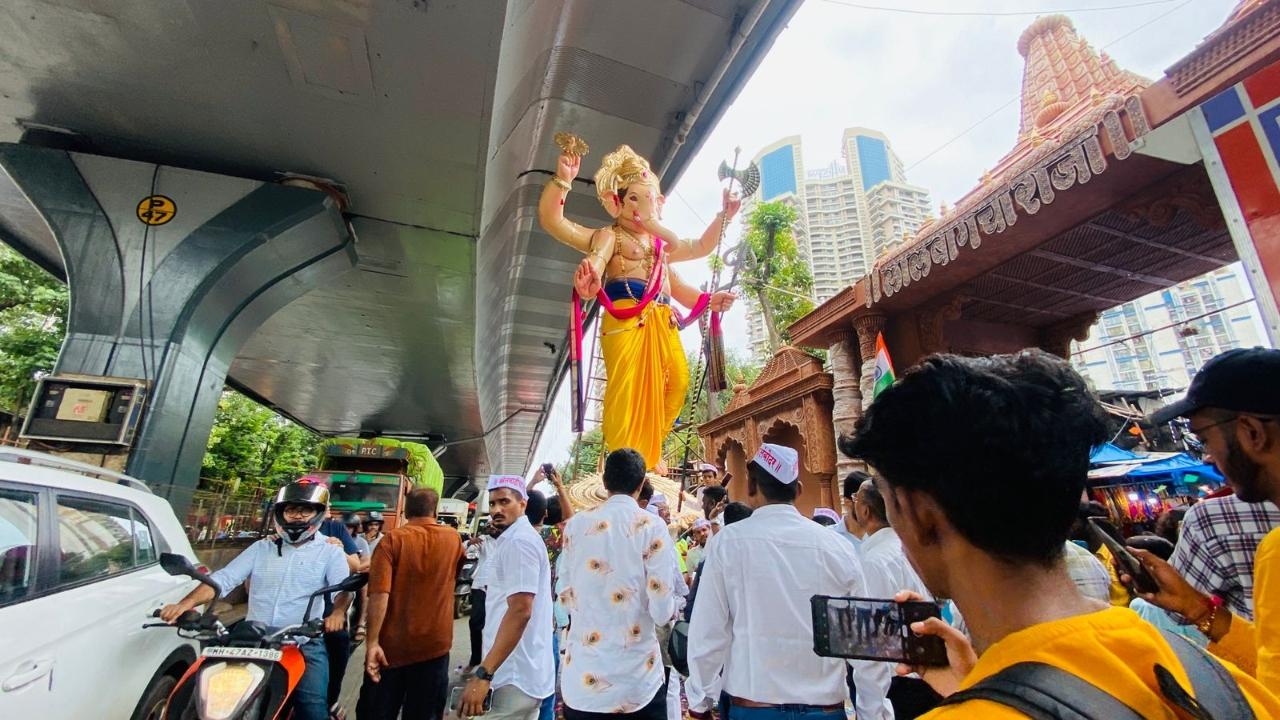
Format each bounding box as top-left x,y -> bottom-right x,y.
811,595 -> 949,666
1086,517 -> 1159,595
542,462 -> 556,479
448,685 -> 493,716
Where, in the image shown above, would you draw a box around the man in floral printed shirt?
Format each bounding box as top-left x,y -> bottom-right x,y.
559,448 -> 682,720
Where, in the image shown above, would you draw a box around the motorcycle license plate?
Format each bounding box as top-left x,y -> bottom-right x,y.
203,647 -> 284,662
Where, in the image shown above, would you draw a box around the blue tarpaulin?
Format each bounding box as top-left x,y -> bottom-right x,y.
1123,453 -> 1223,484
1090,443 -> 1141,464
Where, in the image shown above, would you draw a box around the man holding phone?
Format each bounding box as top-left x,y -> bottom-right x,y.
458,475 -> 554,720
839,351 -> 1278,717
686,443 -> 867,720
849,478 -> 933,720
1124,348 -> 1280,689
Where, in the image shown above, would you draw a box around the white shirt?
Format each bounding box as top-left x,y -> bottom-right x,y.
850,527 -> 931,720
831,518 -> 863,552
470,535 -> 496,591
686,504 -> 866,710
482,516 -> 554,698
559,495 -> 680,712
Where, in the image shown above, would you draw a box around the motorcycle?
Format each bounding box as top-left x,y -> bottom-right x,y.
453,550 -> 478,620
145,552 -> 368,720
454,552 -> 478,619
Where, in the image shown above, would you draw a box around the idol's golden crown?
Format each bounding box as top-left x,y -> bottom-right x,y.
594,145 -> 660,200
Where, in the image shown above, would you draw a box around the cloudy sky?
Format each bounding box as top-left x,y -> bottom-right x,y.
528,0 -> 1240,474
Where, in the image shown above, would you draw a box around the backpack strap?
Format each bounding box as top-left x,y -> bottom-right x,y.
937,662 -> 1145,720
1156,629 -> 1255,720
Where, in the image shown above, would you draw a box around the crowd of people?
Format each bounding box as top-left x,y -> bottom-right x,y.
161,345 -> 1280,719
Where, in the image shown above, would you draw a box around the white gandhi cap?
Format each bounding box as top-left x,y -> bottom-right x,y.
752,442 -> 799,484
487,474 -> 528,500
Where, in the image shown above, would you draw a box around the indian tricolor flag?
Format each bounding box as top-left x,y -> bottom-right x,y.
872,332 -> 895,398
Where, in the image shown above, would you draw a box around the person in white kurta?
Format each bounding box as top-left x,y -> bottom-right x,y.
849,477 -> 931,720
686,444 -> 867,720
459,476 -> 554,720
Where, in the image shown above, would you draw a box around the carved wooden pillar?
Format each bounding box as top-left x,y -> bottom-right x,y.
916,296 -> 964,356
818,482 -> 833,509
1040,312 -> 1099,360
828,329 -> 861,479
852,313 -> 887,411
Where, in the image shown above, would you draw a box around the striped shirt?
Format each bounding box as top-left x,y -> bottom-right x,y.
1064,540 -> 1112,604
1170,494 -> 1280,621
209,533 -> 351,629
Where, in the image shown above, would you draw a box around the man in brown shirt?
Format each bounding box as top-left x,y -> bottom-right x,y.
359,488 -> 463,719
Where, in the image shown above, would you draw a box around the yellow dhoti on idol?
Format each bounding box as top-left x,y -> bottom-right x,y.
600,300 -> 689,470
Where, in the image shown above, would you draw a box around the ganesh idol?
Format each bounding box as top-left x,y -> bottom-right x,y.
538,135 -> 739,471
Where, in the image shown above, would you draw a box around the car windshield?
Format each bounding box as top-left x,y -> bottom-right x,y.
329,481 -> 399,509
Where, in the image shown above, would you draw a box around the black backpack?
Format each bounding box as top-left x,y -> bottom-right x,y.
937,629 -> 1255,720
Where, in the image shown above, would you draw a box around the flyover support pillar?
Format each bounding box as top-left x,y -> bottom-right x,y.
0,144 -> 357,512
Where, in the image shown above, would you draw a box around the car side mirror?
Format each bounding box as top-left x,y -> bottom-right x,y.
159,552 -> 198,578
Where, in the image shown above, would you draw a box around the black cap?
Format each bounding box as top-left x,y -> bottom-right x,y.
1149,347 -> 1280,425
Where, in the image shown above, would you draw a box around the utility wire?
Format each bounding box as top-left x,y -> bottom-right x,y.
1070,298 -> 1257,356
818,0 -> 1176,17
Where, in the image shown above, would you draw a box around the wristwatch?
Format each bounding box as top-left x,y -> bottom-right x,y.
472,666 -> 495,681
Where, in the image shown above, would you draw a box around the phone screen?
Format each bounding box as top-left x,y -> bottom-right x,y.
811,595 -> 948,666
1086,517 -> 1158,594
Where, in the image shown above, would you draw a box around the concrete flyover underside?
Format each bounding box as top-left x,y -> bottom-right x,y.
0,0 -> 803,507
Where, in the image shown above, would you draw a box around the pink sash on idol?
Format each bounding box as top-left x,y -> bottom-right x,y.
568,234 -> 717,432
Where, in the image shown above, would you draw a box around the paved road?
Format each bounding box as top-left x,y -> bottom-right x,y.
338,616 -> 474,713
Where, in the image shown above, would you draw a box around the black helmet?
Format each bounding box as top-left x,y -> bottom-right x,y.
367,511 -> 384,523
342,511 -> 362,527
272,481 -> 329,545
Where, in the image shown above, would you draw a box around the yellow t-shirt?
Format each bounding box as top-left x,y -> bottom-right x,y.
1095,543 -> 1134,607
922,607 -> 1280,718
1210,525 -> 1280,689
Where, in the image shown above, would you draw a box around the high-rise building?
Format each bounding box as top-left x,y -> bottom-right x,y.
742,128 -> 932,362
1071,263 -> 1272,392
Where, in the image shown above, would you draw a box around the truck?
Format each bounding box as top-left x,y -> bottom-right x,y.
437,497 -> 470,531
303,437 -> 445,531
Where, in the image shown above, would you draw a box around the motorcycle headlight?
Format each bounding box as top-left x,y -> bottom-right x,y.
197,661 -> 266,720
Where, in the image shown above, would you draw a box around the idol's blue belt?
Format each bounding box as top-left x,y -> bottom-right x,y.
604,279 -> 670,305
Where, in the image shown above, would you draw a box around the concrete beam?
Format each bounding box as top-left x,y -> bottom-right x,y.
0,144 -> 356,511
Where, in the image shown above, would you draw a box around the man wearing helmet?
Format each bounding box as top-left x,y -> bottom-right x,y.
160,480 -> 354,720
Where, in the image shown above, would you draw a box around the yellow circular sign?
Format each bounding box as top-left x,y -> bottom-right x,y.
136,195 -> 176,226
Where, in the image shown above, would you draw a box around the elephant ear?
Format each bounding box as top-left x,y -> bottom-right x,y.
600,193 -> 622,220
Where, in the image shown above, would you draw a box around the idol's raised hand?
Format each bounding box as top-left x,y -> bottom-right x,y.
558,150 -> 581,185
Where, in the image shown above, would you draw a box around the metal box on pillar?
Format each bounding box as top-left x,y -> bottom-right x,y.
19,373 -> 149,472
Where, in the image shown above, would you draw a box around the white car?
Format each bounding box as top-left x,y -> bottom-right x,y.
0,448 -> 200,719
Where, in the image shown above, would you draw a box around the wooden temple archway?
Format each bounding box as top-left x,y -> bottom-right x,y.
699,346 -> 838,517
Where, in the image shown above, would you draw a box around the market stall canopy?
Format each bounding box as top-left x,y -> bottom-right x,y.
1090,443 -> 1141,464
1125,453 -> 1223,483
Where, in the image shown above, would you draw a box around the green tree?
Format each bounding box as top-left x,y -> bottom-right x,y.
202,390 -> 320,494
559,426 -> 604,484
0,246 -> 67,413
739,201 -> 814,353
663,350 -> 762,466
